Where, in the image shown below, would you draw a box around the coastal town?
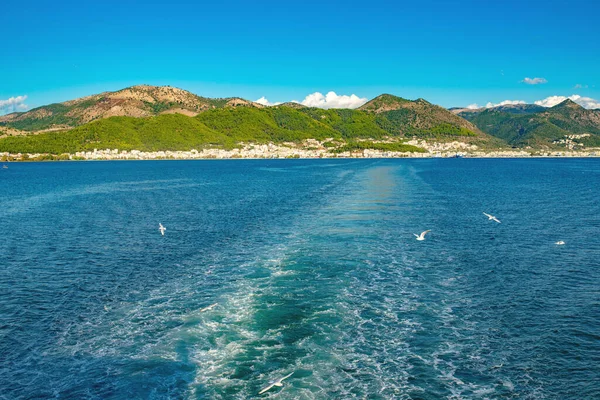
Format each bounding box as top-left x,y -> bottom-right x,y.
1,138 -> 598,161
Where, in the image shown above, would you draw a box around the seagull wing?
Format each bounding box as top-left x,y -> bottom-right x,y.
260,372 -> 293,394
492,217 -> 501,223
483,212 -> 491,218
421,230 -> 431,238
413,233 -> 419,238
279,372 -> 294,382
258,383 -> 275,394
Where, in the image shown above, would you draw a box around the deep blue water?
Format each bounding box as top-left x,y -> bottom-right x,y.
1,159 -> 599,399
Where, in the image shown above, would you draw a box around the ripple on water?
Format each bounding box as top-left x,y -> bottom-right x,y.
1,159 -> 599,399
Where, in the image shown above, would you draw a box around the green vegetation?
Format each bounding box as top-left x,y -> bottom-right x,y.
460,101 -> 600,147
3,103 -> 79,131
301,108 -> 389,138
0,114 -> 228,153
0,106 -> 437,154
196,107 -> 338,143
0,89 -> 516,155
143,101 -> 176,114
358,93 -> 411,112
331,140 -> 427,154
357,95 -> 480,139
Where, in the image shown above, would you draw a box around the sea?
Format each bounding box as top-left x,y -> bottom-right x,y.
1,159 -> 599,399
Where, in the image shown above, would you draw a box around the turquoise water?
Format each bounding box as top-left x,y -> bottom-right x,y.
1,159 -> 599,399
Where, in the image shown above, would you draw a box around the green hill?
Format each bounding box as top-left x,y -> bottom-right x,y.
0,87 -> 525,155
0,114 -> 227,154
458,100 -> 600,148
358,94 -> 487,141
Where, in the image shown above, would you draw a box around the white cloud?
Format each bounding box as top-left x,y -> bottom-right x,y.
255,92 -> 367,109
534,94 -> 600,109
485,99 -> 526,108
0,95 -> 28,114
522,77 -> 548,85
254,96 -> 281,106
296,91 -> 367,109
467,95 -> 600,110
464,99 -> 526,110
574,84 -> 588,89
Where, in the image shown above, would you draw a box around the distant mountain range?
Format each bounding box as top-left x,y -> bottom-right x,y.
0,85 -> 599,154
453,100 -> 600,148
0,85 -> 494,154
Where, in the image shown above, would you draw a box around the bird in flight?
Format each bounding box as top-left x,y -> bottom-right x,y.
259,372 -> 294,395
483,212 -> 501,223
159,223 -> 166,236
414,230 -> 431,241
200,303 -> 218,312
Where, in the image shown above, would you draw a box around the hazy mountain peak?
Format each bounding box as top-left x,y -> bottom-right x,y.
358,94 -> 411,113
550,98 -> 584,110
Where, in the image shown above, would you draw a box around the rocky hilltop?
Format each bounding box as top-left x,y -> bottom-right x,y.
0,85 -> 263,132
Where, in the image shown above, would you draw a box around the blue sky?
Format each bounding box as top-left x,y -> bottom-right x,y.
1,0 -> 599,112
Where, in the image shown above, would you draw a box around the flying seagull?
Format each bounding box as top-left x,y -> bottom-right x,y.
159,223 -> 166,236
555,241 -> 565,245
414,230 -> 431,241
259,372 -> 294,395
483,212 -> 501,223
200,303 -> 218,312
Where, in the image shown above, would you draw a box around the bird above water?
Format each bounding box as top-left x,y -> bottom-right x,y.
555,241 -> 565,245
483,212 -> 501,223
159,223 -> 166,236
200,303 -> 218,312
259,372 -> 294,395
414,230 -> 431,241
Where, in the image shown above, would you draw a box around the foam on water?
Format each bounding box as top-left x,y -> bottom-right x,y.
1,159 -> 599,399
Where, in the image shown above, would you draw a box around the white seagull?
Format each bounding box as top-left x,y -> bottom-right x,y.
555,241 -> 565,245
159,223 -> 166,236
259,372 -> 294,395
483,212 -> 501,223
200,303 -> 218,312
414,230 -> 431,241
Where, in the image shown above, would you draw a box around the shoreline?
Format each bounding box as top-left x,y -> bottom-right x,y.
2,139 -> 600,162
2,149 -> 599,162
3,140 -> 599,162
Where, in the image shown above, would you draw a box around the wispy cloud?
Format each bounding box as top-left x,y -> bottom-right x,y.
295,91 -> 367,109
487,99 -> 526,108
469,94 -> 600,110
522,77 -> 547,85
465,99 -> 526,110
0,95 -> 29,114
535,94 -> 600,109
254,96 -> 282,106
574,84 -> 588,89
